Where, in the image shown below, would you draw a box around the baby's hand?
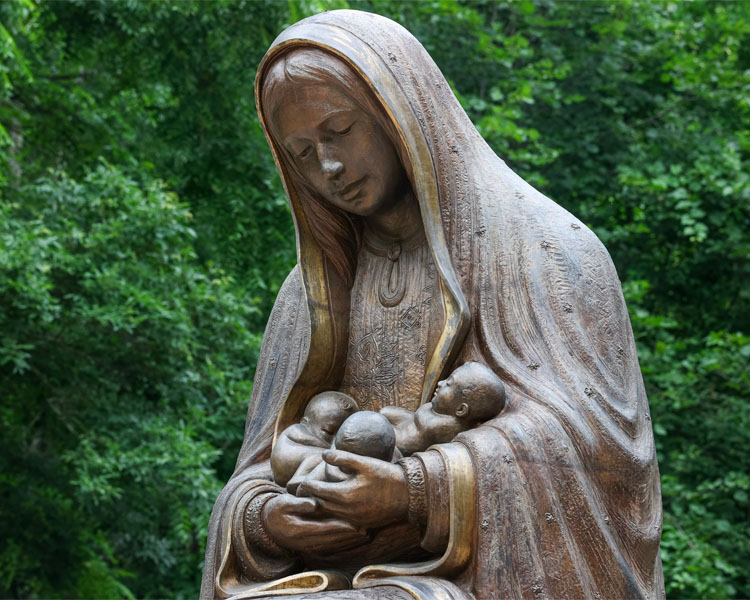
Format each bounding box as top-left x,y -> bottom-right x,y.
287,453 -> 324,495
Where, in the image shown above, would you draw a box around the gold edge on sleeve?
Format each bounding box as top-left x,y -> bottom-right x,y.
352,442 -> 476,589
225,571 -> 351,600
216,482 -> 283,598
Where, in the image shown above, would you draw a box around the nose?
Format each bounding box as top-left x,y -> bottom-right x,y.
319,144 -> 344,180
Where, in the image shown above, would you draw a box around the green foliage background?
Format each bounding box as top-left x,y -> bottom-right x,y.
1,1 -> 747,598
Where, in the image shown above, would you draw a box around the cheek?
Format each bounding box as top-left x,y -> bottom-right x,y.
291,158 -> 320,188
435,391 -> 449,411
372,140 -> 398,175
303,166 -> 332,199
356,124 -> 395,176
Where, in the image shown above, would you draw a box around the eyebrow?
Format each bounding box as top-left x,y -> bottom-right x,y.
317,108 -> 342,121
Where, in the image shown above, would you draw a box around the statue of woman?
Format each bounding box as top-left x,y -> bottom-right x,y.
201,10 -> 664,600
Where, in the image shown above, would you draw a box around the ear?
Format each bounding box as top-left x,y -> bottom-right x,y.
455,403 -> 469,418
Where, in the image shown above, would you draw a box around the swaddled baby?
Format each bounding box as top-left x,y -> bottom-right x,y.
381,361 -> 506,455
270,391 -> 357,493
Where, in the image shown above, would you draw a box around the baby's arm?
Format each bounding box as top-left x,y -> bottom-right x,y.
380,405 -> 414,426
286,452 -> 325,495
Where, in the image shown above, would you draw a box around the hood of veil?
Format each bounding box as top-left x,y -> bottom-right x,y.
255,10 -> 480,440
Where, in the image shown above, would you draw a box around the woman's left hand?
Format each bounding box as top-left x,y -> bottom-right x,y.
299,449 -> 409,529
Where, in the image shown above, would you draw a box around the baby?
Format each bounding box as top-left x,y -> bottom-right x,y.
270,390 -> 358,492
297,410 -> 399,493
380,362 -> 506,455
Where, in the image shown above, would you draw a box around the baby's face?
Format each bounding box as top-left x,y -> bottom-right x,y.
432,373 -> 463,415
310,412 -> 344,437
310,410 -> 346,436
306,400 -> 352,437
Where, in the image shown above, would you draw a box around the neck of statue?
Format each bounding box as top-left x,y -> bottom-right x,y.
364,186 -> 422,243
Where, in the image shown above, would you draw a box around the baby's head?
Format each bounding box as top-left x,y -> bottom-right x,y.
333,411 -> 396,462
432,362 -> 505,423
302,391 -> 358,441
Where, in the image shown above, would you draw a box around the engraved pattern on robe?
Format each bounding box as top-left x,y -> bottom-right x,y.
339,238 -> 442,412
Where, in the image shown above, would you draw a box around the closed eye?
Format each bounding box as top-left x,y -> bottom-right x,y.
297,145 -> 313,159
336,123 -> 353,135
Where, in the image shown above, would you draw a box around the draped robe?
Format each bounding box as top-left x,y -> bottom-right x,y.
201,10 -> 664,600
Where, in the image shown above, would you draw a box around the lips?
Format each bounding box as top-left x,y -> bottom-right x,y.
337,176 -> 367,200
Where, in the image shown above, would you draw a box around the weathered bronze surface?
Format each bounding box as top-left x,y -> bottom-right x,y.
201,10 -> 664,600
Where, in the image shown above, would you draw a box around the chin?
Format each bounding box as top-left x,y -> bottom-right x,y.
353,200 -> 380,217
338,192 -> 379,217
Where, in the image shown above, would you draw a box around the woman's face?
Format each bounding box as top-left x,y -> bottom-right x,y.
272,84 -> 407,217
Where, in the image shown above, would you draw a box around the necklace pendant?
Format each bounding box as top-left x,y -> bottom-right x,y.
387,242 -> 402,261
379,243 -> 406,307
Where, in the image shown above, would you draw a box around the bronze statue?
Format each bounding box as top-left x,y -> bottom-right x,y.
201,10 -> 664,600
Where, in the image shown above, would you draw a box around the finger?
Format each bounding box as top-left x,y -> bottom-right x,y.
322,449 -> 371,472
299,478 -> 350,504
288,515 -> 359,535
298,527 -> 368,549
283,495 -> 319,514
312,499 -> 353,522
308,531 -> 370,553
316,517 -> 363,531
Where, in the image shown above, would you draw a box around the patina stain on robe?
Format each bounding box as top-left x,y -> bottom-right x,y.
201,10 -> 664,600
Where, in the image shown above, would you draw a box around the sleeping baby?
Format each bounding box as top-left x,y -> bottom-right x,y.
295,363 -> 505,495
297,410 -> 400,493
380,361 -> 506,455
270,390 -> 358,492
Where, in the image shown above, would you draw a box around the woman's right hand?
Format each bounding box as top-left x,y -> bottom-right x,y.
262,493 -> 370,554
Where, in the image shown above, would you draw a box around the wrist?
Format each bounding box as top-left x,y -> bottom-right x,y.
399,457 -> 428,529
245,492 -> 289,557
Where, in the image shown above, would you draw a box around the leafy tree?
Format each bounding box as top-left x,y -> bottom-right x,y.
0,164 -> 262,598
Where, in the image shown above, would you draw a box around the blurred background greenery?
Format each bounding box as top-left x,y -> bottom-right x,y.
1,0 -> 747,598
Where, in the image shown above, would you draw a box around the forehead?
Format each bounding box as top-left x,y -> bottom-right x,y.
308,396 -> 344,418
452,364 -> 477,381
272,84 -> 360,141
